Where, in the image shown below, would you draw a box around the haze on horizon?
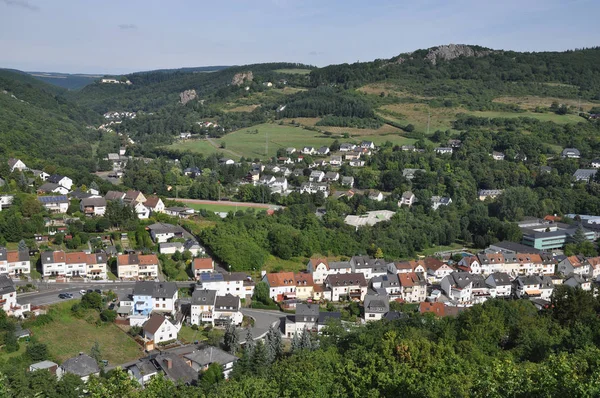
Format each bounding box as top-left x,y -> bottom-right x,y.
1,0 -> 599,75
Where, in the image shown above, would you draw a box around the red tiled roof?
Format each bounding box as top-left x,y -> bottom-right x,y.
6,251 -> 19,263
294,273 -> 314,286
66,252 -> 87,264
419,302 -> 445,316
143,196 -> 161,209
139,254 -> 159,265
265,272 -> 296,287
310,258 -> 329,270
193,258 -> 213,270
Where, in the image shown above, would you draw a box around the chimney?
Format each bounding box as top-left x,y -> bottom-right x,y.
164,358 -> 172,369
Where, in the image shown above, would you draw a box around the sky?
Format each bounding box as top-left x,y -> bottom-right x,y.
0,0 -> 599,74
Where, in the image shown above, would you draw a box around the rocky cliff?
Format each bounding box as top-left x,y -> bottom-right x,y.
424,44 -> 493,65
179,89 -> 197,105
232,71 -> 253,86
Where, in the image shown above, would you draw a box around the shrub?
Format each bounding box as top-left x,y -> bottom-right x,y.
100,309 -> 117,323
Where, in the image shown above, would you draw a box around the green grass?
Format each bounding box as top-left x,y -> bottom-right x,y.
178,326 -> 208,344
0,341 -> 27,360
274,69 -> 312,75
187,203 -> 267,213
466,110 -> 583,124
417,243 -> 466,257
29,302 -> 143,364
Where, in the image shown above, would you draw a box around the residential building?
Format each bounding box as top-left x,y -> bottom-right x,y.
317,146 -> 330,156
323,273 -> 367,302
309,170 -> 325,182
144,196 -> 165,214
123,190 -> 146,205
441,272 -> 477,303
485,272 -> 513,298
370,273 -> 401,300
183,239 -> 204,256
431,196 -> 452,210
513,275 -> 554,300
329,156 -> 343,166
0,249 -> 30,276
458,255 -> 482,274
398,272 -> 427,303
286,303 -> 320,336
117,253 -> 159,280
557,255 -> 591,276
564,275 -> 592,291
0,275 -> 16,312
8,158 -> 27,172
398,191 -> 416,207
213,294 -> 243,326
341,176 -> 354,187
350,256 -> 387,280
142,313 -> 179,344
435,147 -> 453,155
302,146 -> 315,155
127,358 -> 159,386
478,189 -> 503,201
133,281 -> 179,316
29,360 -> 58,375
57,354 -> 100,382
47,175 -> 73,190
37,183 -> 69,195
388,260 -> 426,276
41,251 -> 66,276
360,141 -> 375,149
492,151 -> 505,160
344,210 -> 395,230
147,223 -> 186,243
197,272 -> 254,299
183,346 -> 238,379
80,197 -> 107,216
562,148 -> 581,158
299,182 -> 329,197
159,242 -> 184,255
294,272 -> 314,300
573,169 -> 598,182
307,258 -> 330,285
368,190 -> 384,202
105,190 -> 126,201
339,143 -> 356,152
263,272 -> 296,301
402,168 -> 424,180
192,257 -> 214,279
424,258 -> 454,283
38,195 -> 69,213
363,295 -> 389,322
190,289 -> 217,326
324,171 -> 339,182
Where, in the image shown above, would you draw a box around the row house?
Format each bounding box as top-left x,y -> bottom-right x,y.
398,272 -> 427,303
371,273 -> 401,300
41,251 -> 108,278
262,272 -> 296,300
117,253 -> 159,279
132,281 -> 179,316
350,256 -> 387,280
424,257 -> 454,283
557,255 -> 591,277
563,275 -> 592,291
295,273 -> 315,300
0,248 -> 30,276
323,273 -> 367,302
306,258 -> 352,285
388,260 -> 426,277
189,289 -> 243,327
513,275 -> 554,300
197,272 -> 254,299
484,272 -> 513,298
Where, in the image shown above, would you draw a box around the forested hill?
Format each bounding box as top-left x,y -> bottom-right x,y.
70,62 -> 314,113
0,69 -> 103,170
310,45 -> 600,99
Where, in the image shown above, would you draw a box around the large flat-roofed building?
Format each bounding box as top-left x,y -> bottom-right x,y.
518,219 -> 594,250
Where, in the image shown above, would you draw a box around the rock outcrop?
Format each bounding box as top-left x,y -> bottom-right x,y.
232,71 -> 253,86
424,44 -> 492,65
179,89 -> 197,105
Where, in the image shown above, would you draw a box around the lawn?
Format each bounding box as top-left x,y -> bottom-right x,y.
274,68 -> 312,75
186,203 -> 267,213
178,326 -> 208,344
29,302 -> 143,364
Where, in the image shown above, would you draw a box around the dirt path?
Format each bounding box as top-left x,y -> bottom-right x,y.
206,138 -> 243,159
169,198 -> 282,209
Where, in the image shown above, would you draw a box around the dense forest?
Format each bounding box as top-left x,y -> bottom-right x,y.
3,288 -> 600,396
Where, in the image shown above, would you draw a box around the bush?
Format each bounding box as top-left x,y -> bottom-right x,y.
26,342 -> 49,361
128,326 -> 142,337
81,292 -> 103,311
100,309 -> 117,323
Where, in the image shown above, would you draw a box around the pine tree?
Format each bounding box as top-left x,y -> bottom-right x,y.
375,247 -> 384,258
223,321 -> 239,354
265,324 -> 283,363
251,340 -> 268,376
90,341 -> 102,366
291,332 -> 300,353
573,225 -> 587,245
17,239 -> 27,252
300,328 -> 312,350
244,328 -> 255,355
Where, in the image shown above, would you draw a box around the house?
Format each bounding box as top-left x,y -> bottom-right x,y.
302,147 -> 315,155
147,223 -> 186,243
105,190 -> 126,201
80,197 -> 107,216
402,168 -> 424,180
398,272 -> 427,303
38,196 -> 69,213
164,207 -> 195,218
284,303 -> 320,337
152,352 -> 197,385
269,177 -> 288,194
317,146 -> 330,156
57,354 -> 100,382
8,158 -> 27,172
341,176 -> 354,187
389,260 -> 426,277
435,147 -> 453,155
557,255 -> 591,277
401,145 -> 416,152
41,251 -> 66,276
85,252 -> 108,279
263,272 -> 296,300
478,189 -> 503,201
192,257 -> 214,279
419,302 -> 446,317
183,346 -> 238,379
363,295 -> 389,322
458,255 -> 482,274
370,273 -> 401,300
563,275 -> 592,291
127,358 -> 159,386
441,272 -> 477,303
492,151 -> 505,161
47,175 -> 73,190
286,147 -> 296,154
339,143 -> 356,152
587,256 -> 600,280
324,172 -> 339,182
309,170 -> 325,182
294,272 -> 315,300
219,158 -> 235,165
144,196 -> 165,214
476,252 -> 505,275
329,156 -> 343,166
350,256 -> 387,280
323,273 -> 367,302
349,160 -> 365,167
448,139 -> 462,148
159,242 -> 184,255
360,141 -> 375,150
37,183 -> 69,195
123,190 -> 146,205
307,258 -> 330,285
485,272 -> 513,298
591,159 -> 600,169
344,210 -> 395,230
213,294 -> 243,326
0,275 -> 16,312
117,253 -> 160,280
573,169 -> 598,182
344,151 -> 361,161
183,239 -> 204,256
183,167 -> 202,177
134,202 -> 150,220
368,191 -> 384,202
0,249 -> 31,276
562,148 -> 581,158
398,191 -> 416,207
142,313 -> 179,344
190,289 -> 217,326
431,196 -> 452,210
300,182 -> 329,197
513,275 -> 554,300
197,272 -> 254,299
424,258 -> 454,283
133,281 -> 179,315
259,174 -> 276,186
0,195 -> 13,211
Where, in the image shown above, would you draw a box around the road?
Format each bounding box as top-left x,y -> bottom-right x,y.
239,308 -> 283,341
169,198 -> 282,209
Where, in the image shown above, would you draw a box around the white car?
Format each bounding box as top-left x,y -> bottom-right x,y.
80,290 -> 87,295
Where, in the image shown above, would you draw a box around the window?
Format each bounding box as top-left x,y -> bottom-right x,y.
156,304 -> 159,308
163,304 -> 166,308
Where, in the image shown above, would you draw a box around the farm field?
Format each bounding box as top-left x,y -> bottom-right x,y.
358,83 -> 433,99
492,95 -> 600,112
29,302 -> 144,364
274,68 -> 312,75
186,203 -> 267,213
467,110 -> 584,124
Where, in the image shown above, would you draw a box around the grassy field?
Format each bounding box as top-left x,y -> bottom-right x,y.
467,110 -> 584,124
274,69 -> 312,75
492,95 -> 600,112
358,83 -> 432,99
224,104 -> 260,113
186,203 -> 267,213
30,302 -> 143,364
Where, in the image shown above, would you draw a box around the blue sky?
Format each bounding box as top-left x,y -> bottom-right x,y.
0,0 -> 599,74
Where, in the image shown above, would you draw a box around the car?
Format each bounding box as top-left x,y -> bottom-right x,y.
64,293 -> 73,298
87,289 -> 93,294
80,290 -> 87,295
95,289 -> 102,294
58,293 -> 67,299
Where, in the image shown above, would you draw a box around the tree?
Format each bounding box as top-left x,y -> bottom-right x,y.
199,363 -> 224,390
100,309 -> 117,323
252,281 -> 270,305
223,321 -> 239,354
251,340 -> 269,375
299,328 -> 313,350
291,332 -> 300,353
90,341 -> 102,365
26,341 -> 49,361
374,247 -> 384,259
81,292 -> 103,310
17,239 -> 27,252
572,225 -> 586,245
265,324 -> 283,362
244,328 -> 255,354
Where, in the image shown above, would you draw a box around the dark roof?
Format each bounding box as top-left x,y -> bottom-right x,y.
488,272 -> 513,286
38,195 -> 68,204
183,346 -> 238,367
143,313 -> 169,334
214,294 -> 239,311
295,303 -> 320,319
153,353 -> 197,385
318,312 -> 341,325
38,182 -> 61,192
0,275 -> 15,295
489,241 -> 541,254
60,354 -> 100,377
105,191 -> 125,201
133,281 -> 178,298
326,273 -> 367,287
191,289 -> 217,306
81,197 -> 107,207
69,189 -> 93,200
47,174 -> 68,184
384,311 -> 407,321
363,294 -> 389,313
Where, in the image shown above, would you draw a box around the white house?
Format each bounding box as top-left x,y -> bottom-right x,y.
143,313 -> 180,344
323,273 -> 367,302
363,295 -> 389,322
38,196 -> 69,213
0,249 -> 31,276
213,294 -> 243,326
307,258 -> 330,284
398,272 -> 427,302
0,275 -> 17,313
47,175 -> 73,190
435,147 -> 453,155
144,196 -> 165,214
183,346 -> 238,379
368,191 -> 384,202
41,251 -> 66,276
263,272 -> 296,300
309,170 -> 325,182
190,289 -> 217,326
398,191 -> 416,207
441,272 -> 475,303
485,272 -> 513,298
147,223 -> 186,243
80,197 -> 107,216
57,354 -> 100,383
197,272 -> 254,299
557,255 -> 591,276
8,158 -> 27,172
134,202 -> 150,219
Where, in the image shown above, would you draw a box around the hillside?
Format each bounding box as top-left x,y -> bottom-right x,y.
0,69 -> 104,171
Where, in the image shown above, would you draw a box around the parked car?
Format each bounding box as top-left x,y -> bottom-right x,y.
58,293 -> 67,299
94,289 -> 102,295
64,293 -> 73,298
80,290 -> 87,295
